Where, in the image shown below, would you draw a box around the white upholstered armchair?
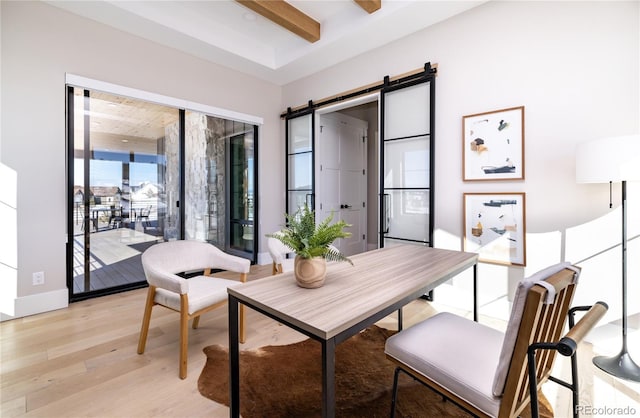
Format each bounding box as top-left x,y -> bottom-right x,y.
137,240 -> 251,379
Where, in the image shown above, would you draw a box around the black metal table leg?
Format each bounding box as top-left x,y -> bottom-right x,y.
473,263 -> 478,322
322,338 -> 336,418
229,295 -> 240,418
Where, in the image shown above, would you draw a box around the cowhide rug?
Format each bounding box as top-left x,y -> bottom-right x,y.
198,326 -> 553,417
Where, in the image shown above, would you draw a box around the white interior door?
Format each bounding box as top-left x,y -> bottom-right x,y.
316,112 -> 367,256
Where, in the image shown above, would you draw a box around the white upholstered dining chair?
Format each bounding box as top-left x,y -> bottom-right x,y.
137,240 -> 251,379
267,233 -> 295,275
385,262 -> 608,418
267,233 -> 341,275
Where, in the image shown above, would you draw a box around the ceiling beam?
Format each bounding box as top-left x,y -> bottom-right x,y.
236,0 -> 320,43
354,0 -> 381,14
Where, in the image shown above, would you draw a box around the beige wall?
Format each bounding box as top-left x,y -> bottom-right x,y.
0,0 -> 284,317
1,1 -> 639,322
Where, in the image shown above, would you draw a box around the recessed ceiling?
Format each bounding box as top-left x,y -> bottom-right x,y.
48,0 -> 486,85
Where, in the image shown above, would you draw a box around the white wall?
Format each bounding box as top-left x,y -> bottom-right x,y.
0,1 -> 284,318
0,163 -> 18,317
282,1 -> 640,323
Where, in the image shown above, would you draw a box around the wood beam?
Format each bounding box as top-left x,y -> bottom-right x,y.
354,0 -> 381,14
236,0 -> 320,43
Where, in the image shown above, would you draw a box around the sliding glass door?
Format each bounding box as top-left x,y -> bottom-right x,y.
67,87 -> 258,302
183,112 -> 258,259
229,130 -> 257,257
67,87 -> 180,300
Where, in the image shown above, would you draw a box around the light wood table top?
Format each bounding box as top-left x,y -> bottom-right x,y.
229,244 -> 479,340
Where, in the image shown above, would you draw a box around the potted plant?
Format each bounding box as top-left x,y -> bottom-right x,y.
267,204 -> 353,288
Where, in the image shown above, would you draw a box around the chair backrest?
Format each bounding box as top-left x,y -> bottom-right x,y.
267,234 -> 293,265
266,233 -> 335,264
141,240 -> 250,293
495,263 -> 580,418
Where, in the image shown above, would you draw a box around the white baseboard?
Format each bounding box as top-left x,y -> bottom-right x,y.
0,289 -> 68,322
257,251 -> 273,266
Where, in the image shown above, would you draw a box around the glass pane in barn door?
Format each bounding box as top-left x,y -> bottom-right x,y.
286,112 -> 315,216
380,81 -> 433,248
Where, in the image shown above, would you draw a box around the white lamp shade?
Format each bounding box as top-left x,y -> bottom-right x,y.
576,134 -> 640,183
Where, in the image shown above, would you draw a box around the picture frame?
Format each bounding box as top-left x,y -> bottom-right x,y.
463,192 -> 526,266
462,106 -> 524,181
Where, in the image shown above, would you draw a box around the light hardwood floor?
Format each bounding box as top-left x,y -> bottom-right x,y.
1,264 -> 638,417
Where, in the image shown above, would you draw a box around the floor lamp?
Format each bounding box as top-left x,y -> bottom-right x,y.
576,134 -> 640,382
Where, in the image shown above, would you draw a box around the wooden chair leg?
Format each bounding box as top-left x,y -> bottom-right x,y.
179,294 -> 189,379
192,316 -> 200,329
272,262 -> 285,275
137,286 -> 156,354
240,304 -> 246,344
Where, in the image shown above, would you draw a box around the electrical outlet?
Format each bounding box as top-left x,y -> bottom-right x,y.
32,271 -> 45,286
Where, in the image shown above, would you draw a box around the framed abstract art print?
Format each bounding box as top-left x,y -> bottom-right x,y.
463,192 -> 526,266
463,106 -> 524,181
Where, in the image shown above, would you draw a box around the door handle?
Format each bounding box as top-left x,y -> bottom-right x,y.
340,204 -> 352,209
305,194 -> 314,209
383,194 -> 390,233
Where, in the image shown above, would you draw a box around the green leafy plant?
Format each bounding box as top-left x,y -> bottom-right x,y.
267,204 -> 353,265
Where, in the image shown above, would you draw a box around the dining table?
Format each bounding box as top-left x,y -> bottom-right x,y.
227,244 -> 479,418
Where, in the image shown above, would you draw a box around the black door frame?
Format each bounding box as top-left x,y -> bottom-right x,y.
379,73 -> 436,248
66,87 -> 259,302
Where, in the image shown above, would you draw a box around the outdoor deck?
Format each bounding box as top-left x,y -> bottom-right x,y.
72,219 -> 160,294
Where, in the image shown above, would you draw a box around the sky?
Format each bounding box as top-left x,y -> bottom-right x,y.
74,159 -> 157,188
